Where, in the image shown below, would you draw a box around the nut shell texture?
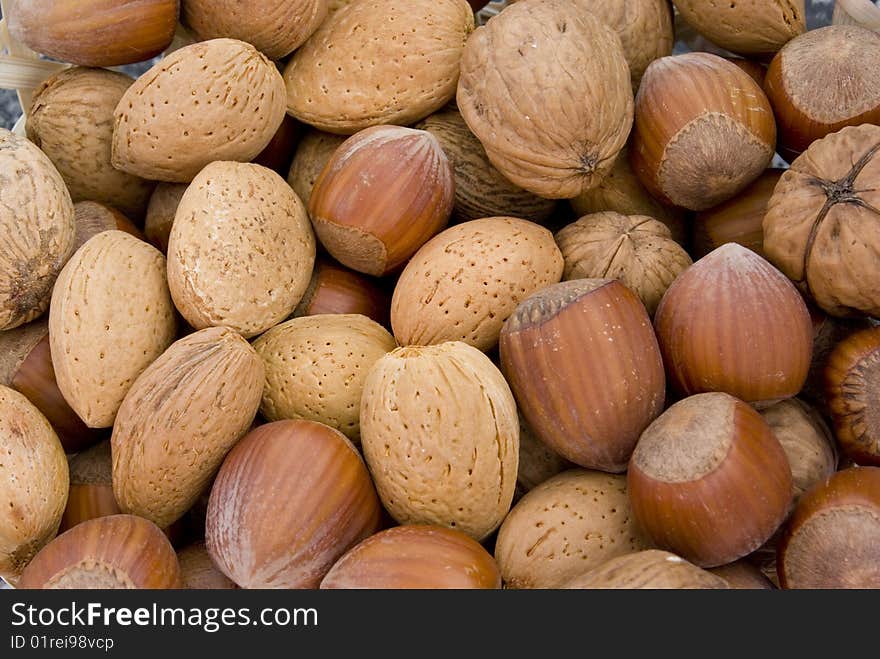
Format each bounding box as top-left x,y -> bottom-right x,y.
18,515 -> 181,589
284,0 -> 474,133
112,39 -> 287,182
0,130 -> 75,331
206,420 -> 381,589
183,0 -> 327,60
360,342 -> 518,540
654,243 -> 813,404
457,0 -> 633,199
495,470 -> 648,589
168,161 -> 316,338
49,231 -> 177,428
254,314 -> 396,441
27,67 -> 154,220
0,386 -> 68,582
286,129 -> 346,208
320,525 -> 500,589
144,183 -> 187,254
112,327 -> 264,529
564,550 -> 728,590
763,124 -> 880,317
391,217 -> 563,351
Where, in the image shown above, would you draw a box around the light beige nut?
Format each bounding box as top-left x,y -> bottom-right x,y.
284,0 -> 475,133
167,161 -> 316,338
183,0 -> 327,60
360,342 -> 519,540
563,550 -> 729,589
457,0 -> 633,199
112,327 -> 264,529
555,212 -> 692,315
112,38 -> 287,182
144,183 -> 188,254
0,129 -> 75,331
495,469 -> 649,588
515,416 -> 572,499
253,314 -> 397,442
49,230 -> 177,428
27,67 -> 154,220
391,217 -> 564,351
0,386 -> 68,584
286,129 -> 346,208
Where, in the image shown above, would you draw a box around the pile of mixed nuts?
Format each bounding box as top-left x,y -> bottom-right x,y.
1,0 -> 879,590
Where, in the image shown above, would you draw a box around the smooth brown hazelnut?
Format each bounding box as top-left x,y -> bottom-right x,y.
252,115 -> 302,175
292,258 -> 391,328
143,183 -> 187,254
73,202 -> 144,251
59,441 -> 120,534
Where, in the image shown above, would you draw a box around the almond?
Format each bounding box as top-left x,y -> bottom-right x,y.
286,129 -> 346,208
49,231 -> 177,428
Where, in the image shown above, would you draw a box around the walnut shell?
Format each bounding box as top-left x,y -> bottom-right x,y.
360,342 -> 518,540
555,212 -> 692,315
0,386 -> 69,583
168,161 -> 316,338
416,108 -> 557,224
49,231 -> 178,428
495,469 -> 648,589
0,130 -> 76,331
674,0 -> 805,57
253,314 -> 396,442
284,0 -> 474,133
27,67 -> 154,220
564,550 -> 729,589
391,217 -> 563,351
286,129 -> 346,208
112,327 -> 264,529
183,0 -> 327,60
569,145 -> 687,245
112,39 -> 287,182
457,0 -> 632,199
763,124 -> 880,317
144,183 -> 187,254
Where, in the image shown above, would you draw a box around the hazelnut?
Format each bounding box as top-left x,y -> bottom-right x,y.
500,279 -> 665,473
764,26 -> 880,160
628,392 -> 792,567
308,126 -> 454,276
555,212 -> 692,315
59,441 -> 119,534
144,183 -> 187,254
251,115 -> 302,175
654,243 -> 813,405
73,202 -> 144,252
631,53 -> 776,211
778,467 -> 880,588
825,326 -> 880,466
293,259 -> 391,328
564,550 -> 728,590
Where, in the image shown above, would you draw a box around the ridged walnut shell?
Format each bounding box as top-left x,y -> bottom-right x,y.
18,515 -> 181,589
416,109 -> 557,224
73,202 -> 143,252
360,342 -> 518,540
628,392 -> 793,567
391,217 -> 563,351
692,169 -> 784,259
183,0 -> 326,60
308,126 -> 454,276
178,542 -> 237,590
112,327 -> 264,529
0,129 -> 75,331
570,145 -> 687,245
284,0 -> 474,133
496,469 -> 649,589
825,327 -> 880,466
654,243 -> 813,405
293,259 -> 391,327
286,129 -> 346,209
760,398 -> 838,503
7,0 -> 178,67
778,466 -> 880,588
763,124 -> 880,317
254,314 -> 396,442
144,183 -> 187,254
564,550 -> 729,590
206,420 -> 382,589
320,525 -> 500,589
0,386 -> 68,583
631,53 -> 776,211
168,161 -> 316,338
500,279 -> 665,473
49,231 -> 177,428
27,67 -> 154,220
555,212 -> 692,315
457,0 -> 632,199
674,0 -> 805,57
764,26 -> 880,160
112,39 -> 286,182
0,320 -> 103,453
